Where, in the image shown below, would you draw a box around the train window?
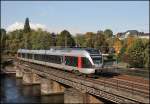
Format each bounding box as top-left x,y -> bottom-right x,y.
45,55 -> 49,62
40,54 -> 44,61
39,54 -> 43,61
44,55 -> 61,64
32,54 -> 62,64
82,57 -> 92,68
65,56 -> 78,67
18,53 -> 21,57
22,53 -> 25,58
34,54 -> 38,60
55,55 -> 62,64
86,49 -> 99,54
27,53 -> 32,59
92,57 -> 102,64
72,57 -> 78,67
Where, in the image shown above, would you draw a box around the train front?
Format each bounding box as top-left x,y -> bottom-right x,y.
86,48 -> 103,73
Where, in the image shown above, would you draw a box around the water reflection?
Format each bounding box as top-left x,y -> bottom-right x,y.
1,74 -> 64,103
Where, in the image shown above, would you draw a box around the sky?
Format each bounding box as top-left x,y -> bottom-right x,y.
1,1 -> 149,35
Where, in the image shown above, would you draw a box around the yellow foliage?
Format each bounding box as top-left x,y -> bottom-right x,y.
113,38 -> 122,55
126,36 -> 136,53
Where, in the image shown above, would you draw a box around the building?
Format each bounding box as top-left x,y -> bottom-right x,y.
116,30 -> 149,40
138,33 -> 149,39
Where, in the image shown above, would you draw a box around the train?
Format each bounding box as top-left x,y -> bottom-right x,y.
17,48 -> 104,74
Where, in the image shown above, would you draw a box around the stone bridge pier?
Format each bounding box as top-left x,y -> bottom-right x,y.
41,78 -> 65,95
16,66 -> 23,78
64,88 -> 104,104
22,71 -> 41,85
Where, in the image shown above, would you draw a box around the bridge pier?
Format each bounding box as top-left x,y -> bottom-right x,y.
41,78 -> 65,95
64,88 -> 104,104
16,66 -> 23,78
22,71 -> 41,85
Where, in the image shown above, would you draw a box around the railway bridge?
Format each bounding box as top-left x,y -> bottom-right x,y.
15,60 -> 149,104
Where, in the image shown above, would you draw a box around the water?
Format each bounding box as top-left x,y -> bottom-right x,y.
0,74 -> 64,103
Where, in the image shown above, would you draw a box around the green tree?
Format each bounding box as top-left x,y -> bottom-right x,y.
127,39 -> 145,68
24,18 -> 31,33
84,32 -> 96,48
75,34 -> 85,47
94,31 -> 109,53
56,30 -> 75,47
104,29 -> 113,39
6,30 -> 24,55
94,32 -> 104,48
1,28 -> 6,52
31,29 -> 52,49
23,18 -> 31,49
144,45 -> 149,68
142,39 -> 149,68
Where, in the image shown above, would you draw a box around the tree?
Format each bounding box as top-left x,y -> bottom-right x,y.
94,31 -> 109,53
56,30 -> 75,47
142,39 -> 149,68
113,38 -> 122,55
144,45 -> 149,68
75,34 -> 85,47
24,18 -> 31,33
125,35 -> 136,54
1,28 -> 6,52
6,29 -> 24,55
104,29 -> 113,39
23,18 -> 31,49
84,32 -> 96,48
31,29 -> 52,49
127,39 -> 145,68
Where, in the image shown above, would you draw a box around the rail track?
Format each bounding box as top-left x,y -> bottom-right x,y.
20,62 -> 149,99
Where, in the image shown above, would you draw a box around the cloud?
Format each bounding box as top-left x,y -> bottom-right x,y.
6,22 -> 83,35
6,22 -> 47,32
6,22 -> 24,32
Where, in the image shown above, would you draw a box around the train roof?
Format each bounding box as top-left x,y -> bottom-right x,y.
18,48 -> 101,57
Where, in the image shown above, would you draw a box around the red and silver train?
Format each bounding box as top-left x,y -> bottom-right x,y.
17,48 -> 103,74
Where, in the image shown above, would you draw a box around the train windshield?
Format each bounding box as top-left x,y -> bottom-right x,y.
92,57 -> 102,65
86,49 -> 99,54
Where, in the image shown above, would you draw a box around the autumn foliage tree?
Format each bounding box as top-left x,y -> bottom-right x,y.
113,38 -> 122,55
125,36 -> 136,53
